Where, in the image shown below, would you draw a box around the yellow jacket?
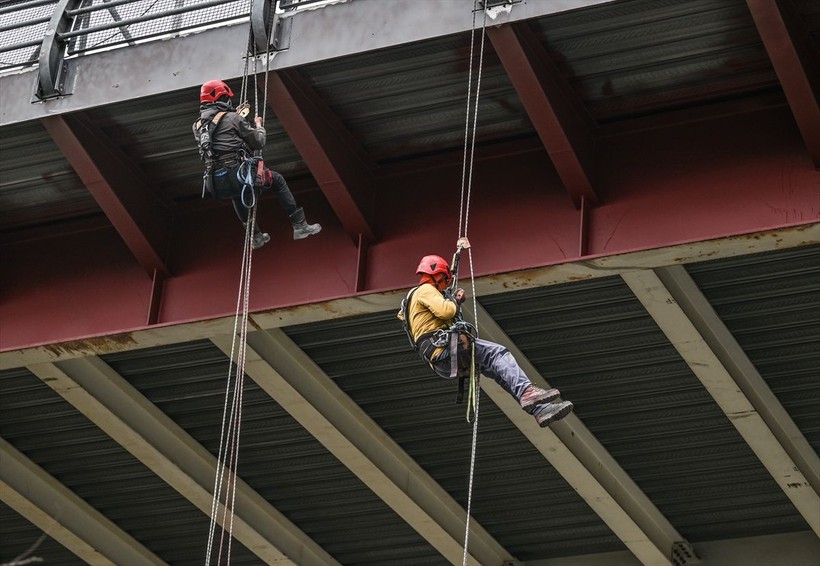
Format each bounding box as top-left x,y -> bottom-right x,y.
397,283 -> 459,357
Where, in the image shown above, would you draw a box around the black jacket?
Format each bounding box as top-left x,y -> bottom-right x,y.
193,101 -> 266,159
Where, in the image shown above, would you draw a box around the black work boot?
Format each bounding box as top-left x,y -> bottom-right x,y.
252,231 -> 271,249
533,400 -> 574,428
289,207 -> 321,240
519,385 -> 561,414
244,223 -> 270,250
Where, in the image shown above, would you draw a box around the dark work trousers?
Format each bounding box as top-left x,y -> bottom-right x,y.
430,338 -> 532,402
211,165 -> 298,224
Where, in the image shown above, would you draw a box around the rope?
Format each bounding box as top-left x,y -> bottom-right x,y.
205,3 -> 273,563
458,1 -> 488,242
239,18 -> 253,105
205,210 -> 256,566
458,2 -> 488,565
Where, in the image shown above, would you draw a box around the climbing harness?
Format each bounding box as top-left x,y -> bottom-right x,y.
204,3 -> 276,564
196,111 -> 227,164
196,111 -> 227,198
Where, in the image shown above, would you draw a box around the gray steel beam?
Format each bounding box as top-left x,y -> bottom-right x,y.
472,304 -> 688,566
0,0 -> 617,125
656,264 -> 820,495
622,269 -> 820,536
0,437 -> 165,566
26,357 -> 339,566
523,532 -> 819,566
211,329 -> 514,566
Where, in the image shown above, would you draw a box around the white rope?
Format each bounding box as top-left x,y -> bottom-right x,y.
459,2 -> 487,565
205,210 -> 256,565
205,7 -> 273,564
458,1 -> 488,240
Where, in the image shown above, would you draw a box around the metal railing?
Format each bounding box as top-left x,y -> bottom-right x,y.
0,0 -> 345,73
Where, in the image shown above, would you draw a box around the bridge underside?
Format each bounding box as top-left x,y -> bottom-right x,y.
1,0 -> 818,565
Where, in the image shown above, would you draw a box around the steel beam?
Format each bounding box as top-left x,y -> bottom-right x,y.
0,0 -> 617,125
523,532 -> 819,566
622,269 -> 820,536
747,0 -> 820,167
211,329 -> 513,566
472,304 -> 688,566
26,357 -> 339,565
0,437 -> 163,565
40,113 -> 171,277
265,69 -> 376,242
656,264 -> 820,495
488,22 -> 598,207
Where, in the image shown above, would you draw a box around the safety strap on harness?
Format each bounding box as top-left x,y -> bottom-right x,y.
400,286 -> 421,351
196,111 -> 227,165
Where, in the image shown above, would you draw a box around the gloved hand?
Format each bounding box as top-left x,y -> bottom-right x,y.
453,288 -> 466,304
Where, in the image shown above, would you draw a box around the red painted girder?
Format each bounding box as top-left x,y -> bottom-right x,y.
487,22 -> 598,208
41,114 -> 171,277
747,0 -> 820,168
264,69 -> 376,242
6,106 -> 817,351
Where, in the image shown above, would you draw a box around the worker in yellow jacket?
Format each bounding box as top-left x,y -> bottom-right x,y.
398,253 -> 573,427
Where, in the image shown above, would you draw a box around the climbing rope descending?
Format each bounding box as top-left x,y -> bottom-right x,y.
205,207 -> 256,566
205,206 -> 258,566
458,2 -> 488,565
205,5 -> 276,564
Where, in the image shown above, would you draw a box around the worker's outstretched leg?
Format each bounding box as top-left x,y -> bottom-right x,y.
472,338 -> 572,427
265,170 -> 322,240
289,207 -> 322,240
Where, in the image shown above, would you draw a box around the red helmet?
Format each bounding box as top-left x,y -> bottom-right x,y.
200,80 -> 234,103
416,255 -> 451,278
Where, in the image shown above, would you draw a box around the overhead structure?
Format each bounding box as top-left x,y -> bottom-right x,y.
746,0 -> 820,167
1,0 -> 818,565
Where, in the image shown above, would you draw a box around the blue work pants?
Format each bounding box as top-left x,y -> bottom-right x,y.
431,338 -> 532,402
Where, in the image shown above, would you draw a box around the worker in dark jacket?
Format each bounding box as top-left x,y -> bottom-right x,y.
193,79 -> 321,249
398,252 -> 574,427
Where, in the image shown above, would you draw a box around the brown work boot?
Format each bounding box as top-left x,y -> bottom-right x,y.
533,400 -> 574,428
519,385 -> 560,414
